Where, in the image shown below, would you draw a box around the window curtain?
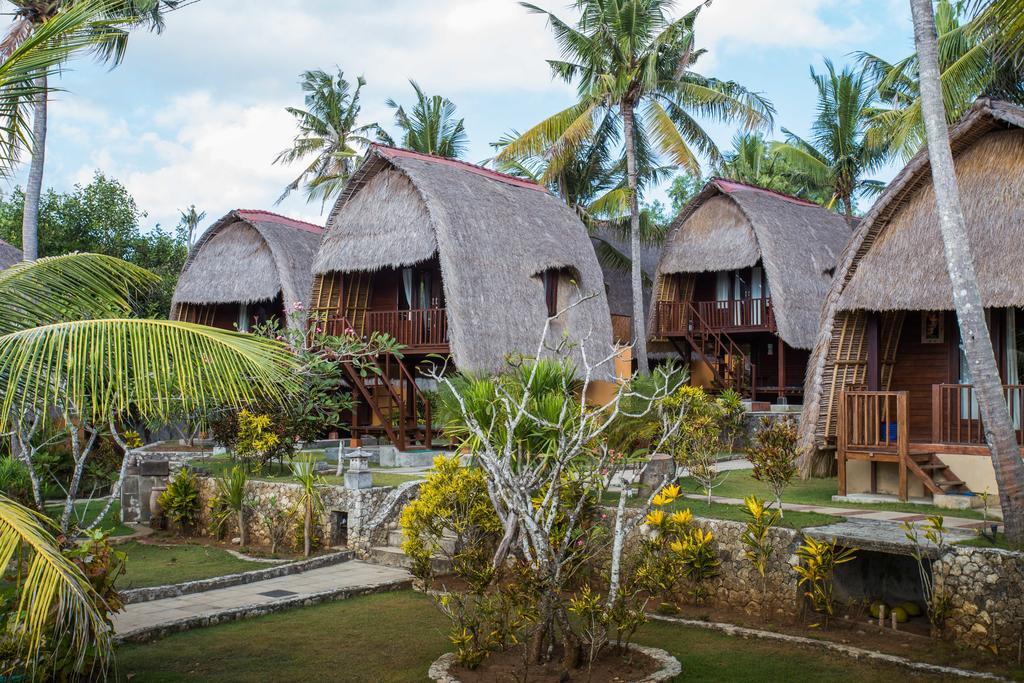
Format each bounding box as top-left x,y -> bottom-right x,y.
401,268 -> 414,311
751,267 -> 763,325
715,272 -> 729,310
1007,308 -> 1020,428
237,303 -> 250,333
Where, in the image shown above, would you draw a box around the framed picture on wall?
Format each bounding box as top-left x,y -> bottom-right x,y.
921,310 -> 945,344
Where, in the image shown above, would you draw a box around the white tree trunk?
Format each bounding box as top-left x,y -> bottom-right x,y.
910,0 -> 1024,543
622,101 -> 649,375
21,75 -> 46,262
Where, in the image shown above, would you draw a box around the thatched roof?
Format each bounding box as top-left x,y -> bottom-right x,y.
317,145 -> 614,375
0,239 -> 21,269
651,178 -> 852,349
799,98 -> 1024,460
171,209 -> 323,328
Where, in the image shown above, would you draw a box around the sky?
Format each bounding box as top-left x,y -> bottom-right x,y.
7,0 -> 916,235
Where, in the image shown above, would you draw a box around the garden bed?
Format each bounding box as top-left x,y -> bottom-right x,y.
434,643 -> 673,682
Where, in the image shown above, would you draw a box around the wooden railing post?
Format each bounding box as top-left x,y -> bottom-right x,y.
837,390 -> 848,496
931,383 -> 942,444
897,391 -> 909,502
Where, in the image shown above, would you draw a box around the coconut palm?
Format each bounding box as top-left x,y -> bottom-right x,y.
378,80 -> 468,158
500,0 -> 773,373
178,204 -> 206,253
0,493 -> 111,676
275,68 -> 380,208
715,132 -> 829,203
0,0 -> 179,262
969,0 -> 1024,67
858,0 -> 1024,159
909,0 -> 1024,544
772,60 -> 888,219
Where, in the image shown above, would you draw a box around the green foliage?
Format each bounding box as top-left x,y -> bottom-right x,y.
748,416 -> 801,512
667,173 -> 706,214
209,466 -> 252,545
0,456 -> 32,506
903,515 -> 953,629
254,494 -> 295,555
664,386 -> 726,503
158,469 -> 200,534
741,496 -> 780,620
793,536 -> 856,622
293,455 -> 325,557
400,456 -> 501,587
379,80 -> 468,158
715,132 -> 831,203
604,362 -> 690,455
234,410 -> 281,474
0,173 -> 188,317
716,388 -> 747,450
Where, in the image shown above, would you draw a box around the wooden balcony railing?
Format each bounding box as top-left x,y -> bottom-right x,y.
837,389 -> 910,498
365,308 -> 448,349
325,308 -> 449,350
656,298 -> 775,336
932,383 -> 1024,446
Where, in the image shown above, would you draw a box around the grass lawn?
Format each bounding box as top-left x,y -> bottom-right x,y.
193,453 -> 422,489
116,541 -> 266,590
44,500 -> 133,537
670,499 -> 839,529
115,590 -> 944,682
957,532 -> 1022,551
681,468 -> 985,519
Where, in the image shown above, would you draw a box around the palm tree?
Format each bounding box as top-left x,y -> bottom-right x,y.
858,0 -> 1024,159
0,493 -> 111,676
275,68 -> 380,209
772,60 -> 888,219
178,204 -> 206,253
972,0 -> 1024,59
500,0 -> 773,373
378,80 -> 468,158
909,0 -> 1024,544
0,0 -> 179,262
715,132 -> 829,203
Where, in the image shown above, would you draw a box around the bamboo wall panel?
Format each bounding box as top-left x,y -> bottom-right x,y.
818,310 -> 868,442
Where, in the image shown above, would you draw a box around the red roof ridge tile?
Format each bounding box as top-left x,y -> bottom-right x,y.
372,144 -> 548,193
236,209 -> 324,234
710,177 -> 821,208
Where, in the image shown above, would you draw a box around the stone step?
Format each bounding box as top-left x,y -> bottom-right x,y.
386,528 -> 456,554
366,546 -> 451,575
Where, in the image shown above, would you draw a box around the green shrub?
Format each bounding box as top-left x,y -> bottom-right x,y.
158,469 -> 201,534
0,457 -> 33,506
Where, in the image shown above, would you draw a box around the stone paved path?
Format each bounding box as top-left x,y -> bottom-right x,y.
681,492 -> 1001,532
113,560 -> 411,638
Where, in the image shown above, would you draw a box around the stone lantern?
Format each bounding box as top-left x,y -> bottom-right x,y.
344,449 -> 373,490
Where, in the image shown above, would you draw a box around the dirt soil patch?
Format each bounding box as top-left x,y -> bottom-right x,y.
452,644 -> 660,683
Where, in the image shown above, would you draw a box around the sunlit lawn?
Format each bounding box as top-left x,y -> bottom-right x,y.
115,590 -> 948,682
44,499 -> 133,536
116,541 -> 266,589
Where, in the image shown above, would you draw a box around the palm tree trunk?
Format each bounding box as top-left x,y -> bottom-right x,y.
621,101 -> 649,375
21,75 -> 47,262
304,503 -> 312,557
910,0 -> 1024,543
238,509 -> 248,547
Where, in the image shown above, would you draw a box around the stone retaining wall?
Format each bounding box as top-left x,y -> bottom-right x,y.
195,477 -> 394,551
933,545 -> 1024,656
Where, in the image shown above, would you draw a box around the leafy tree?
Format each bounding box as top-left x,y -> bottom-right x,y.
500,0 -> 773,372
0,0 -> 178,261
772,60 -> 888,218
909,0 -> 1024,544
715,132 -> 830,203
0,172 -> 188,317
666,172 -> 705,215
378,80 -> 468,158
275,68 -> 379,208
858,0 -> 1024,159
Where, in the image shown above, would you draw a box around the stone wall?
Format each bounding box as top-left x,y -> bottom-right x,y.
195,477 -> 395,551
695,517 -> 803,618
933,545 -> 1024,656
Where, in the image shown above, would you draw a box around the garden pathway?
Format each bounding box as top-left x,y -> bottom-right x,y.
681,492 -> 1000,533
113,560 -> 411,642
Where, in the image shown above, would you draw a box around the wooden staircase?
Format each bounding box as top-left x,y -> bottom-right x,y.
677,302 -> 755,397
341,351 -> 433,451
905,451 -> 968,496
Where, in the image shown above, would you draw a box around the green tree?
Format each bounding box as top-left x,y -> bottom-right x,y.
666,173 -> 705,214
500,0 -> 773,373
0,172 -> 188,317
858,0 -> 1024,159
275,68 -> 379,208
0,0 -> 178,262
909,0 -> 1024,544
772,60 -> 888,218
715,132 -> 829,203
177,204 -> 206,253
379,80 -> 468,158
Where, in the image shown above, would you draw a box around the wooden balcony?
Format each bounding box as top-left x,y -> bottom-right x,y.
327,308 -> 449,352
656,298 -> 775,336
932,383 -> 1024,447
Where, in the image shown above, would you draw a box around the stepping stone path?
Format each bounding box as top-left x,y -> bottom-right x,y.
114,560 -> 411,641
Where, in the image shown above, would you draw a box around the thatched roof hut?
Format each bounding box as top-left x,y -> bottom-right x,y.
798,98 -> 1024,471
170,209 -> 323,329
650,178 -> 851,350
0,239 -> 22,269
315,145 -> 614,375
